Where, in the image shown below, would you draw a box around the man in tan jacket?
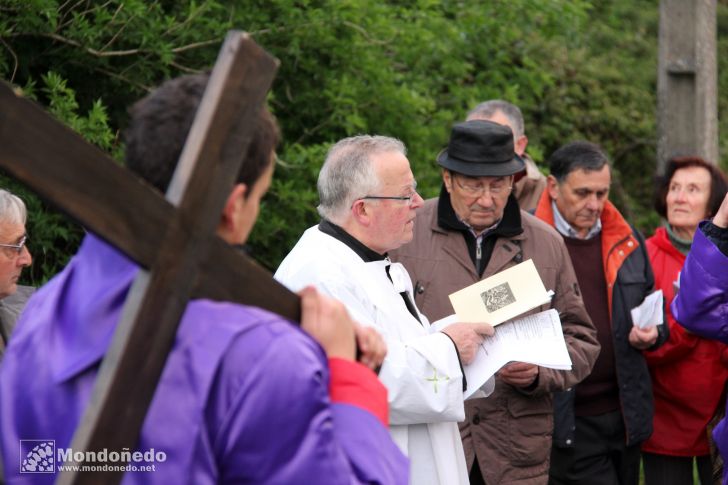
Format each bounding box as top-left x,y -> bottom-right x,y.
390,120 -> 599,485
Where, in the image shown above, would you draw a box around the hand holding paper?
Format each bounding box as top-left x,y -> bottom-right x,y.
431,309 -> 572,398
498,362 -> 539,388
630,290 -> 664,330
441,321 -> 495,364
629,325 -> 659,349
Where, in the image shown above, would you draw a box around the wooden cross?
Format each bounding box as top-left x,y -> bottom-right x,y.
0,31 -> 299,484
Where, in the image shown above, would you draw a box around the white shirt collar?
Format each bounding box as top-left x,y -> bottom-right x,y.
551,200 -> 602,240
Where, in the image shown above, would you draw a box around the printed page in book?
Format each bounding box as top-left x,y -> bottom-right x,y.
448,259 -> 551,326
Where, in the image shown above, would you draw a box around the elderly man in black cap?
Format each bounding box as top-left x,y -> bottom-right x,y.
391,120 -> 599,485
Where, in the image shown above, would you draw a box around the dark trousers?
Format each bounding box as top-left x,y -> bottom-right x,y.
549,410 -> 641,485
469,458 -> 486,485
642,452 -> 711,485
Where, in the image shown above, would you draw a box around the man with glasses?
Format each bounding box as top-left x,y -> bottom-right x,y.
276,135 -> 495,485
0,188 -> 33,361
390,120 -> 599,485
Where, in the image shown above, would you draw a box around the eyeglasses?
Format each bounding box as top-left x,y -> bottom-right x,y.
453,176 -> 512,198
360,194 -> 418,206
358,182 -> 419,207
0,235 -> 28,255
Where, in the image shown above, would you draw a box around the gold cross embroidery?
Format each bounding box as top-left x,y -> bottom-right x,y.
426,369 -> 449,393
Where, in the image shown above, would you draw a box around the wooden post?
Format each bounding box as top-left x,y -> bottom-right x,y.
657,0 -> 718,173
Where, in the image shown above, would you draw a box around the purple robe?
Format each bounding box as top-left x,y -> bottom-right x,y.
0,235 -> 408,484
672,222 -> 728,484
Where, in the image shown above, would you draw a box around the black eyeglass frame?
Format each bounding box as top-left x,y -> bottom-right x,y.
360,195 -> 414,202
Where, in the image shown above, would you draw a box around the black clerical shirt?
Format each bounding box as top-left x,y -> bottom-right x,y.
318,219 -> 467,390
318,219 -> 421,323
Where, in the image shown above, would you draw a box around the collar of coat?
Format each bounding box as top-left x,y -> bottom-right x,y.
318,218 -> 387,262
436,184 -> 524,239
649,226 -> 686,264
534,189 -> 640,317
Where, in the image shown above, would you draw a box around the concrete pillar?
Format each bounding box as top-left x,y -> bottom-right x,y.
657,0 -> 718,172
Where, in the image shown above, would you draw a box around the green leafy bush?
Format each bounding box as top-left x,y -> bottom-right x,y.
0,0 -> 725,280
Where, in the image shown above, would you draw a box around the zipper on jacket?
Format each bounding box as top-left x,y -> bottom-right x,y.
475,238 -> 482,273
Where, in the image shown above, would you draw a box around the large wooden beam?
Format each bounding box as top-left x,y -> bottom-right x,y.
0,31 -> 299,485
58,32 -> 280,485
0,77 -> 299,326
657,0 -> 718,172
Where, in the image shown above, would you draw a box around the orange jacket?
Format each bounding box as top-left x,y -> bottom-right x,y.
535,194 -> 639,320
535,190 -> 667,447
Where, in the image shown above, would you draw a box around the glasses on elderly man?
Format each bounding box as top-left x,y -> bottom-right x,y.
359,182 -> 419,207
453,176 -> 512,198
361,194 -> 418,206
0,234 -> 28,256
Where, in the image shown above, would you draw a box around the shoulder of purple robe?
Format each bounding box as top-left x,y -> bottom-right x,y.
196,305 -> 408,484
672,226 -> 728,342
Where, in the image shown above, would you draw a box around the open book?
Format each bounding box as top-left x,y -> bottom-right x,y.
431,309 -> 572,398
448,259 -> 552,326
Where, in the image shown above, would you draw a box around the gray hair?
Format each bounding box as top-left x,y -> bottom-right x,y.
0,189 -> 27,225
317,135 -> 407,223
466,100 -> 525,138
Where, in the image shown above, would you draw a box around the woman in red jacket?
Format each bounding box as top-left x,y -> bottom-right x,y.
642,156 -> 728,485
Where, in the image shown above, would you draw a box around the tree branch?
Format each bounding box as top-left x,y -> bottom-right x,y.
0,37 -> 18,83
164,4 -> 209,36
171,38 -> 221,53
293,114 -> 336,145
36,32 -> 140,56
341,21 -> 389,46
58,0 -> 100,31
169,60 -> 202,74
10,32 -> 222,59
82,62 -> 153,92
98,4 -> 131,53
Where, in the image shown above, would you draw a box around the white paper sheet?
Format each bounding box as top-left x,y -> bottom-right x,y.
431,309 -> 572,399
630,289 -> 664,329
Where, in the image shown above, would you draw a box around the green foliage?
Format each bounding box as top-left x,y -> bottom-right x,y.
532,0 -> 661,228
245,0 -> 595,267
0,69 -> 119,284
718,1 -> 728,172
0,0 -> 726,280
0,0 -> 232,282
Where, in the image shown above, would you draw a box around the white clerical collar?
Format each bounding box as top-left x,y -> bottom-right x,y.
551,200 -> 602,240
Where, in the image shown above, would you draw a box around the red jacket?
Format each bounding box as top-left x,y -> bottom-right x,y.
642,226 -> 728,456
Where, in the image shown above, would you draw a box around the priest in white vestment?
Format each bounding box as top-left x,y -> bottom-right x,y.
275,135 -> 494,485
